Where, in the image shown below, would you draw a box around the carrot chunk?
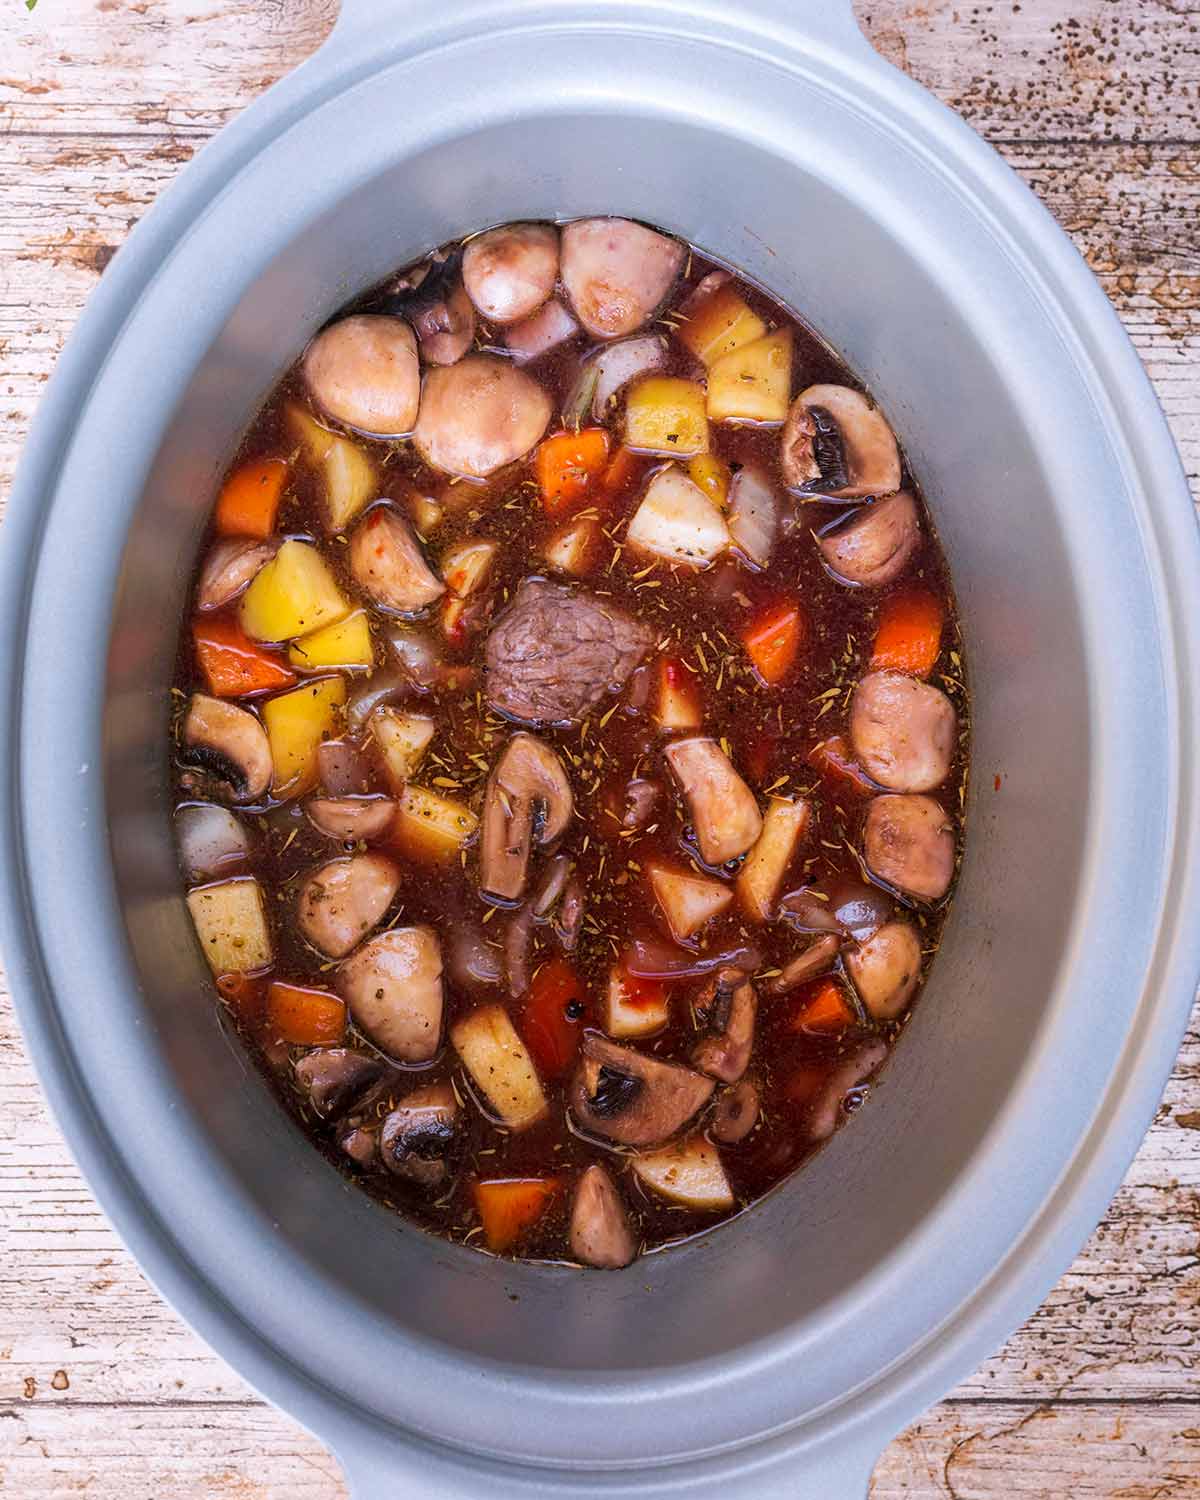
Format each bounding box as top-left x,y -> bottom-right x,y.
870,588 -> 945,678
265,981 -> 346,1046
473,1177 -> 562,1252
214,458 -> 289,540
741,600 -> 806,686
789,977 -> 854,1035
535,428 -> 611,514
519,956 -> 589,1078
193,615 -> 297,697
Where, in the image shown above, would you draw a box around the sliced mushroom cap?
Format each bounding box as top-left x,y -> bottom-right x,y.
296,852 -> 401,958
303,314 -> 420,437
480,732 -> 574,901
690,967 -> 757,1084
569,1033 -> 715,1148
850,670 -> 957,793
175,802 -> 255,883
818,491 -> 920,589
379,1079 -> 460,1186
293,1047 -> 384,1119
560,218 -> 685,339
780,385 -> 901,499
764,934 -> 841,995
864,794 -> 956,903
412,279 -> 476,366
413,355 -> 553,479
569,1163 -> 636,1269
462,222 -> 559,325
181,693 -> 272,805
798,1040 -> 889,1144
338,925 -> 444,1063
304,795 -> 396,843
195,537 -> 278,613
711,1077 -> 761,1144
664,736 -> 763,866
612,776 -> 662,832
845,919 -> 923,1021
349,505 -> 445,616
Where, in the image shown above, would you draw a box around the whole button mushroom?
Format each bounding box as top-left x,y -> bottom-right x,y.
561,218 -> 685,339
413,354 -> 552,479
337,926 -> 445,1063
863,794 -> 956,903
303,314 -> 420,437
845,919 -> 924,1021
850,670 -> 957,793
296,852 -> 401,959
462,222 -> 560,325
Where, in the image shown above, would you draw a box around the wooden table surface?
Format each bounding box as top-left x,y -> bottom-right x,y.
1,2 -> 1198,1494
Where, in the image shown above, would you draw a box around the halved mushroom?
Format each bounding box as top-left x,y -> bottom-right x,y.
411,279 -> 476,367
195,537 -> 278,613
296,852 -> 401,958
175,802 -> 255,883
379,1080 -> 460,1186
505,298 -> 580,364
690,967 -> 757,1084
561,218 -> 685,339
664,736 -> 763,866
711,1078 -> 760,1144
818,491 -> 920,589
349,505 -> 445,616
462,223 -> 559,325
304,795 -> 396,843
797,1040 -> 889,1145
303,314 -> 420,437
337,1121 -> 380,1168
850,670 -> 957,793
569,1033 -> 715,1148
317,737 -> 374,793
845,919 -> 923,1021
780,385 -> 900,499
764,934 -> 841,995
413,355 -> 553,479
293,1047 -> 384,1119
864,794 -> 956,903
608,776 -> 661,833
480,733 -> 574,901
337,925 -> 445,1063
569,1163 -> 636,1269
180,693 -> 272,805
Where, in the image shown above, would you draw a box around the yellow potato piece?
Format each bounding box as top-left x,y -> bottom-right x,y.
288,609 -> 373,671
624,376 -> 709,458
737,797 -> 811,921
647,861 -> 733,942
450,1003 -> 548,1130
706,328 -> 793,425
285,402 -> 376,533
240,539 -> 350,643
678,285 -> 767,368
632,1135 -> 733,1211
262,676 -> 346,798
391,783 -> 478,863
186,877 -> 273,976
371,709 -> 435,791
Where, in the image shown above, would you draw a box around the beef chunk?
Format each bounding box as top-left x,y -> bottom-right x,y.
484,578 -> 652,725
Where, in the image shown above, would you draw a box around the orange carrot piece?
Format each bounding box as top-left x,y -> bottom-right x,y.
520,956 -> 589,1078
216,971 -> 268,1027
806,735 -> 876,798
870,588 -> 945,678
535,428 -> 611,514
215,458 -> 289,540
473,1177 -> 562,1253
265,981 -> 346,1046
789,977 -> 854,1035
741,600 -> 806,686
193,615 -> 297,697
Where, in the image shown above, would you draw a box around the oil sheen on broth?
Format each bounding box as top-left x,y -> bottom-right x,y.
171,218 -> 969,1269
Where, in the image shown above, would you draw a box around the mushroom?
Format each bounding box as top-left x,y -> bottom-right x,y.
610,776 -> 661,833
303,314 -> 420,437
337,925 -> 445,1063
569,1163 -> 636,1269
778,878 -> 892,941
780,385 -> 901,498
664,736 -> 763,866
293,1047 -> 384,1119
568,1033 -> 715,1148
317,737 -> 374,793
504,299 -> 579,364
304,795 -> 396,843
480,732 -> 573,901
462,222 -> 560,325
864,794 -> 956,903
555,869 -> 586,954
818,491 -> 920,588
850,670 -> 957,793
411,279 -> 476,366
690,967 -> 757,1084
797,1040 -> 889,1145
845,919 -> 923,1021
379,1080 -> 460,1187
174,802 -> 255,883
195,537 -> 278,613
444,921 -> 504,994
764,934 -> 841,995
296,852 -> 401,958
349,505 -> 445,616
413,355 -> 553,479
561,218 -> 685,339
503,901 -> 536,999
337,1121 -> 380,1168
711,1078 -> 760,1144
180,693 -> 272,805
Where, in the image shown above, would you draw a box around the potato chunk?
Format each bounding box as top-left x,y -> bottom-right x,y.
289,609 -> 373,671
678,284 -> 767,368
262,676 -> 346,797
624,377 -> 709,458
187,877 -> 272,976
647,861 -> 733,942
451,1004 -> 548,1130
737,797 -> 811,921
707,328 -> 793,425
285,402 -> 377,533
632,1135 -> 733,1211
604,966 -> 671,1040
390,783 -> 478,863
541,515 -> 601,578
240,540 -> 350,643
370,708 -> 435,791
626,466 -> 729,568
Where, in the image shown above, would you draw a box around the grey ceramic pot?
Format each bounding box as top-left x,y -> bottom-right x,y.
3,2 -> 1199,1495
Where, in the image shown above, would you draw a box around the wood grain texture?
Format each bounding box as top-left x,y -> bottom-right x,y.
1,2 -> 1198,1496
